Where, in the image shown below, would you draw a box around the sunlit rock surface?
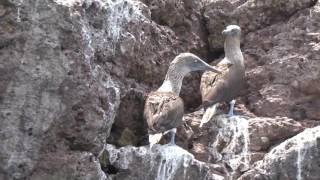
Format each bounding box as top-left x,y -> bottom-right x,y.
176,111 -> 308,179
248,117 -> 304,151
204,0 -> 317,51
239,126 -> 320,180
1,0 -> 320,179
0,0 -> 206,179
102,144 -> 226,180
204,0 -> 320,121
180,112 -> 302,156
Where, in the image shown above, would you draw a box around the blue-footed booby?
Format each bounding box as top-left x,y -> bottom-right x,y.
144,53 -> 221,146
200,25 -> 245,127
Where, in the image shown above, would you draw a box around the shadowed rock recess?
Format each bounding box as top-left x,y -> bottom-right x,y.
0,0 -> 319,180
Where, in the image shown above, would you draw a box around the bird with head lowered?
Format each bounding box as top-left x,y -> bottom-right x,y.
144,53 -> 222,146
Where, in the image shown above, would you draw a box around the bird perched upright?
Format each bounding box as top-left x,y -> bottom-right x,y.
144,53 -> 221,146
200,25 -> 245,127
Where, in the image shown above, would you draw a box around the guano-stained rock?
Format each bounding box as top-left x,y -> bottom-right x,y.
102,144 -> 226,180
1,0 -> 320,179
239,126 -> 320,180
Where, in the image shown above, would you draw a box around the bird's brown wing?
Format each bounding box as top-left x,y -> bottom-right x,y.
200,61 -> 233,106
144,91 -> 184,134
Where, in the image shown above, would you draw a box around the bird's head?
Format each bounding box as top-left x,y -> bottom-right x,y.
170,53 -> 221,75
222,25 -> 241,38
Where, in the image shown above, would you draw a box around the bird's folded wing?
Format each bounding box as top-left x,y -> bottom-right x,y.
144,92 -> 184,133
200,62 -> 233,104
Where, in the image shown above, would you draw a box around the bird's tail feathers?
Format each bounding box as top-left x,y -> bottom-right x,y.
148,133 -> 163,148
200,104 -> 217,127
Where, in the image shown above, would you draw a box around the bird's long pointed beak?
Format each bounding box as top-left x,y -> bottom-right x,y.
203,63 -> 222,74
198,60 -> 222,74
200,59 -> 222,73
191,59 -> 222,74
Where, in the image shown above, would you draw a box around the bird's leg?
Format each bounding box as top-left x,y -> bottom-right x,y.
228,100 -> 236,116
169,128 -> 177,145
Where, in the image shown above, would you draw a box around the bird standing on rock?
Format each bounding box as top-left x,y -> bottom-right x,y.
200,25 -> 245,127
144,53 -> 222,146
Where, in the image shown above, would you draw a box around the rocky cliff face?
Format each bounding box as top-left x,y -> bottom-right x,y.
0,0 -> 319,180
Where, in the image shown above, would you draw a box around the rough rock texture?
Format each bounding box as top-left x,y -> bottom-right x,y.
176,112 -> 305,179
204,0 -> 320,120
239,126 -> 320,180
101,144 -> 226,180
0,0 -> 123,179
204,0 -> 317,51
104,113 -> 318,180
140,0 -> 213,110
179,113 -> 303,156
1,0 -> 320,179
244,2 -> 320,120
0,0 -> 209,179
248,117 -> 304,151
29,152 -> 106,180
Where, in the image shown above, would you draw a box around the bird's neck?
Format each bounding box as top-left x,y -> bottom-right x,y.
158,65 -> 185,95
224,37 -> 244,66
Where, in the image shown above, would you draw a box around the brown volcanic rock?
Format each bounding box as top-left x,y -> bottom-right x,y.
203,0 -> 236,51
175,112 -> 305,179
1,0 -> 320,179
101,144 -> 227,180
106,88 -> 148,147
239,126 -> 320,180
0,1 -> 124,179
204,0 -> 320,120
178,110 -> 304,164
140,0 -> 212,110
107,0 -> 216,147
139,110 -> 270,178
203,0 -> 316,51
244,2 -> 320,119
0,0 -> 211,179
248,117 -> 304,151
141,0 -> 209,56
30,152 -> 106,180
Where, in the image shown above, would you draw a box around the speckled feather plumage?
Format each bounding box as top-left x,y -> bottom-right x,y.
144,91 -> 184,134
201,58 -> 245,107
